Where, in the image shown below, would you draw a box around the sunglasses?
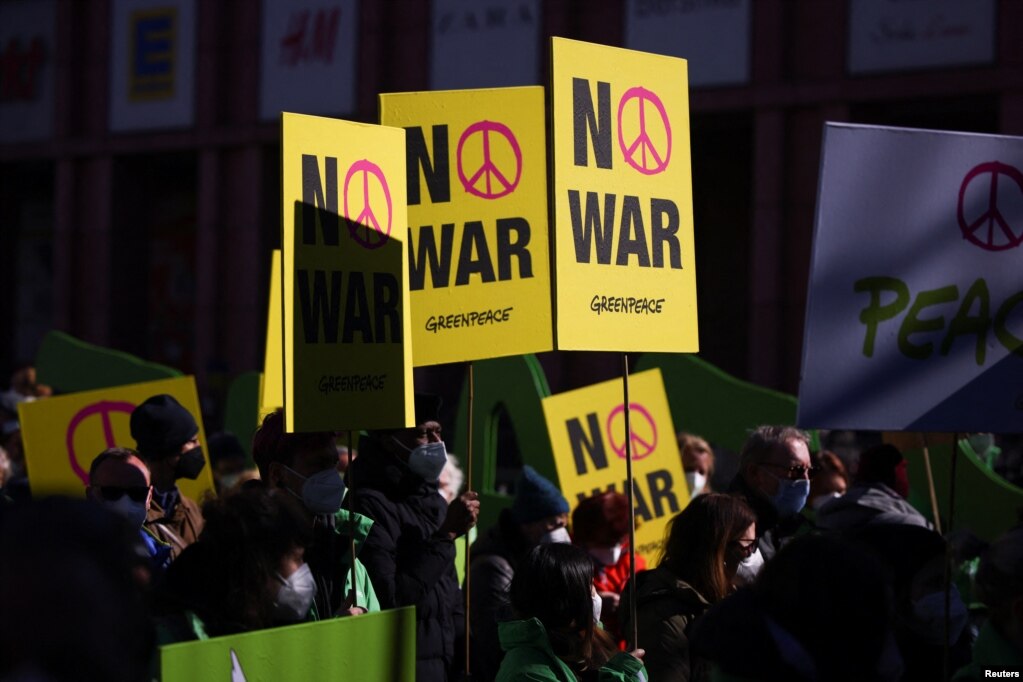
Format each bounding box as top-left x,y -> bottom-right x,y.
731,537 -> 759,559
98,486 -> 150,503
761,463 -> 820,480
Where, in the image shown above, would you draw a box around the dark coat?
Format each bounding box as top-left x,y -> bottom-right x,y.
620,566 -> 712,682
468,507 -> 532,681
347,439 -> 464,682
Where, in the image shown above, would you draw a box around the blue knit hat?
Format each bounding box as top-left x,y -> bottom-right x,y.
512,466 -> 569,524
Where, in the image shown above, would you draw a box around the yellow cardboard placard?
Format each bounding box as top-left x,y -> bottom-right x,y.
551,38 -> 698,352
380,87 -> 554,365
259,249 -> 283,421
542,368 -> 689,559
17,376 -> 215,501
282,112 -> 413,433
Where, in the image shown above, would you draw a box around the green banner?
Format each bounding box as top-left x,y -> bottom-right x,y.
160,607 -> 415,681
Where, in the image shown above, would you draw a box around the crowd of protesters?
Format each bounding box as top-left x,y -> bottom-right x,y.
0,367 -> 1021,681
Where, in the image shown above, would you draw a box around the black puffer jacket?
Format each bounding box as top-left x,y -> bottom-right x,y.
347,439 -> 464,682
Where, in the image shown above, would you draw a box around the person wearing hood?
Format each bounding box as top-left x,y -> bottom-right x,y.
815,443 -> 930,532
251,409 -> 379,620
130,394 -> 207,557
726,425 -> 815,583
495,542 -> 646,682
346,393 -> 480,682
621,493 -> 756,682
470,465 -> 570,680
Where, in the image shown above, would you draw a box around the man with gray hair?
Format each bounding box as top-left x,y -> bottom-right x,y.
727,426 -> 814,580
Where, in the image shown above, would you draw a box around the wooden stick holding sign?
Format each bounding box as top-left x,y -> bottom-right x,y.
465,361 -> 475,679
920,433 -> 943,534
622,354 -> 639,650
348,430 -> 358,612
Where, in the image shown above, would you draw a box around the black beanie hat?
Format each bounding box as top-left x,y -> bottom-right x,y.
130,394 -> 199,458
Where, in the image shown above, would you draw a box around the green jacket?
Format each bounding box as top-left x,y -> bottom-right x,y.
308,508 -> 380,618
953,620 -> 1023,681
496,618 -> 647,682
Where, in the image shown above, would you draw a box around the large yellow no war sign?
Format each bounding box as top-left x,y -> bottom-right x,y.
542,369 -> 690,559
380,87 -> 553,366
551,38 -> 698,352
17,376 -> 215,502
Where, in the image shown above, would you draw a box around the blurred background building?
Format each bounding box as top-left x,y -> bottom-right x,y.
1,0 -> 1020,423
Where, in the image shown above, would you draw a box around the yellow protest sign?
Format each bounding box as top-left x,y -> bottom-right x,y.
542,368 -> 689,559
282,112 -> 413,433
259,249 -> 283,421
551,37 -> 698,352
17,376 -> 215,501
379,87 -> 553,365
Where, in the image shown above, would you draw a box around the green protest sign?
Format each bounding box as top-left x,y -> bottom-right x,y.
161,607 -> 415,681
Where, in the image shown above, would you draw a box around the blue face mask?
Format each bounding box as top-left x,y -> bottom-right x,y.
393,436 -> 448,482
766,473 -> 810,517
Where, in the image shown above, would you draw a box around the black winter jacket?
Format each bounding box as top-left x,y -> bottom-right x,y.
346,439 -> 464,682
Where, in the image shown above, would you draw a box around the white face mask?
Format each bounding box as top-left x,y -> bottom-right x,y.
273,563 -> 317,622
685,471 -> 708,496
591,590 -> 602,624
733,547 -> 765,587
587,544 -> 623,567
539,527 -> 571,544
102,495 -> 149,530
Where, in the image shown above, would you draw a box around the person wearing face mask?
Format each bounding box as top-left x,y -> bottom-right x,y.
572,491 -> 646,647
346,393 -> 480,682
679,432 -> 715,497
251,409 -> 379,620
726,425 -> 815,584
155,486 -> 318,641
495,543 -> 646,682
85,447 -> 172,583
130,394 -> 207,558
469,465 -> 571,680
621,494 -> 756,682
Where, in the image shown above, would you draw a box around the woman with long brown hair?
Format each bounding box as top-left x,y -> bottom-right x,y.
621,493 -> 756,682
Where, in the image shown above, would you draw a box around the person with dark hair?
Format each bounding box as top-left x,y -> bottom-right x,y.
572,490 -> 646,645
130,394 -> 207,557
346,393 -> 480,681
806,450 -> 847,514
954,525 -> 1023,680
0,497 -> 155,682
691,534 -> 904,682
250,409 -> 378,620
85,447 -> 171,583
158,486 -> 317,639
816,443 -> 929,532
727,425 -> 814,582
496,543 -> 646,681
471,465 -> 571,680
621,493 -> 756,682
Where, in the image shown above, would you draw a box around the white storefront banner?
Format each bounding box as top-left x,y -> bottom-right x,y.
848,0 -> 996,74
109,0 -> 196,131
260,0 -> 359,120
623,0 -> 750,88
0,0 -> 56,143
429,0 -> 541,90
799,124 -> 1023,432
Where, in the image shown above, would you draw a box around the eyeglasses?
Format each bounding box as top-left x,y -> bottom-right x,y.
98,485 -> 150,503
731,537 -> 759,559
761,463 -> 820,480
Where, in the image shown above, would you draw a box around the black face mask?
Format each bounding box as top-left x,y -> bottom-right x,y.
174,446 -> 206,480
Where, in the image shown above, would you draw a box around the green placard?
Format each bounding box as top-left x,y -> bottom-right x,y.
161,607 -> 415,681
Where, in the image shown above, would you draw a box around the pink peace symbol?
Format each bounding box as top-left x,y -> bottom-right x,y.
605,402 -> 658,461
456,121 -> 522,200
617,87 -> 672,176
957,161 -> 1023,252
343,160 -> 393,250
66,400 -> 137,484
